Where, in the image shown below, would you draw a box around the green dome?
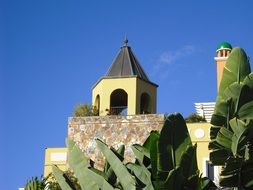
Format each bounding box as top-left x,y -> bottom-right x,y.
216,42 -> 232,51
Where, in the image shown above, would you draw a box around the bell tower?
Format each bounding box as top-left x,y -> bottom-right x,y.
214,42 -> 232,89
92,38 -> 158,116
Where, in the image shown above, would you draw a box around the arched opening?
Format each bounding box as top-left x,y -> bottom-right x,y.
94,95 -> 100,115
110,89 -> 128,115
140,93 -> 151,114
220,50 -> 223,57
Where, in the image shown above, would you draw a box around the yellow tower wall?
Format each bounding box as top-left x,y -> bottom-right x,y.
215,57 -> 227,90
215,48 -> 231,90
92,77 -> 137,115
136,78 -> 157,114
92,77 -> 157,115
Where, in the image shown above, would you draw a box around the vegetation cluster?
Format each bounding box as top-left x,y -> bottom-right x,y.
73,104 -> 98,117
185,113 -> 206,123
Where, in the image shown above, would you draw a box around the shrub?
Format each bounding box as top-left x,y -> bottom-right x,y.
73,104 -> 98,117
185,113 -> 206,123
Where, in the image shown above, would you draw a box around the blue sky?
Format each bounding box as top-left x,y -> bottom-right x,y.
1,0 -> 253,189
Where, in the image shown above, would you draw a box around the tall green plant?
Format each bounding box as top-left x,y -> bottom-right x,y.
209,47 -> 253,189
131,113 -> 215,190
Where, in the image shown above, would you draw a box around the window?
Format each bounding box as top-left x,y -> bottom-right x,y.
206,160 -> 214,181
110,89 -> 128,115
140,93 -> 151,114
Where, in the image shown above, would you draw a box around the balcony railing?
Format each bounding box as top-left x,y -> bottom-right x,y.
108,106 -> 128,115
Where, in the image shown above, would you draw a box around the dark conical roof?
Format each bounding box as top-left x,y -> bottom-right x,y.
106,39 -> 150,82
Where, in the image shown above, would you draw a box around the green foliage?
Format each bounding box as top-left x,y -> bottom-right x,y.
209,47 -> 253,189
185,113 -> 206,123
73,104 -> 98,117
131,113 -> 215,190
43,173 -> 68,190
53,113 -> 215,190
53,138 -> 135,190
52,166 -> 75,190
25,172 -> 79,190
96,139 -> 136,190
24,176 -> 48,190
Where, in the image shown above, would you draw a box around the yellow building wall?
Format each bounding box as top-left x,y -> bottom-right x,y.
187,122 -> 214,176
44,148 -> 68,177
92,77 -> 157,115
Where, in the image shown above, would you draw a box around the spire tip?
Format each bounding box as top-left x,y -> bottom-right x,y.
124,36 -> 128,46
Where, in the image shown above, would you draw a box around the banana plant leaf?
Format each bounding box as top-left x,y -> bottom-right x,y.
209,148 -> 231,165
219,157 -> 244,187
212,77 -> 253,127
104,145 -> 125,186
110,145 -> 125,162
243,72 -> 253,89
52,165 -> 75,190
213,83 -> 253,127
242,160 -> 253,189
196,176 -> 216,190
90,167 -> 108,180
66,139 -> 98,190
230,118 -> 248,156
136,131 -> 160,168
223,83 -> 243,114
143,130 -> 160,150
66,139 -> 90,169
224,83 -> 243,100
150,133 -> 159,181
236,85 -> 253,113
213,48 -> 251,128
83,167 -> 115,190
126,163 -> 154,190
211,101 -> 229,125
215,127 -> 233,150
157,113 -> 191,180
209,123 -> 224,140
238,101 -> 253,120
156,167 -> 184,190
216,119 -> 253,188
131,144 -> 150,163
179,144 -> 198,179
217,47 -> 251,103
209,127 -> 233,164
66,138 -> 75,150
96,139 -> 136,190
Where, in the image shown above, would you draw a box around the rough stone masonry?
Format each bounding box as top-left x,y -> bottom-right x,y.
68,114 -> 164,168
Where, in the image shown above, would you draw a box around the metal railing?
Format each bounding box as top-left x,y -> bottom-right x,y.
107,106 -> 128,115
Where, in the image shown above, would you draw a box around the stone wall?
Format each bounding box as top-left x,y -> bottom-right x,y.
68,114 -> 164,168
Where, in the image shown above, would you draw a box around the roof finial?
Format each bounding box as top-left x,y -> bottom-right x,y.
124,36 -> 128,46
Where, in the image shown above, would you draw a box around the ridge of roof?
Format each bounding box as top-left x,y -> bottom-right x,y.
105,39 -> 150,82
